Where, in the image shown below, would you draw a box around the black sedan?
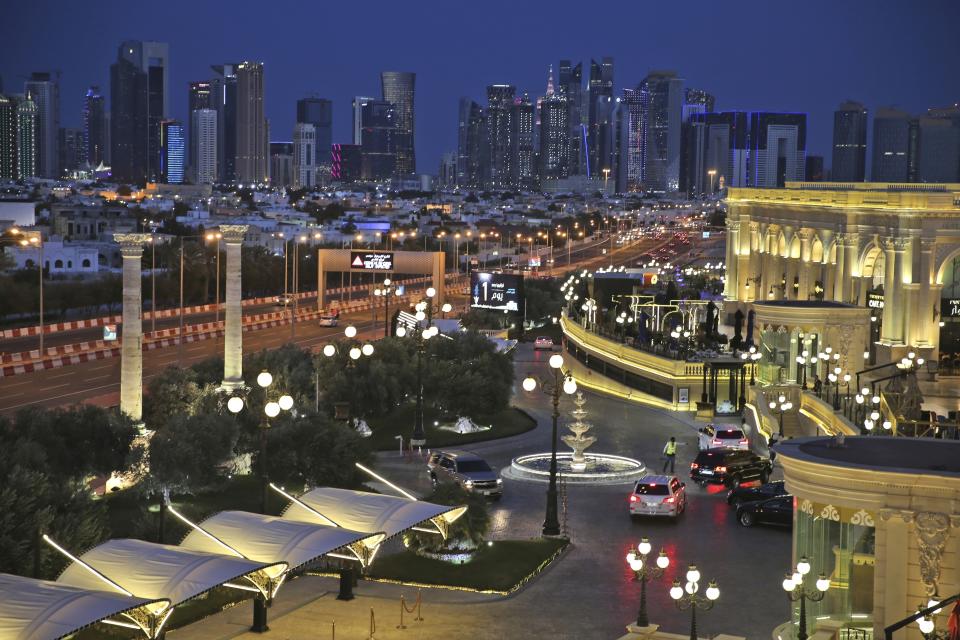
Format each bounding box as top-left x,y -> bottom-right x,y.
727,480 -> 787,506
736,495 -> 793,528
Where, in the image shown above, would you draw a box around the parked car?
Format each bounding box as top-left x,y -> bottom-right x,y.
697,424 -> 749,450
727,480 -> 787,506
629,475 -> 687,519
736,495 -> 793,527
690,448 -> 772,489
427,450 -> 503,498
534,336 -> 554,350
318,311 -> 339,327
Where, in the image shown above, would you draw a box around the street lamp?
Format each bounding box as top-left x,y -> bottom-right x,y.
795,350 -> 809,389
916,601 -> 952,640
205,231 -> 223,334
625,538 -> 670,628
399,321 -> 438,448
522,354 -> 578,536
373,277 -> 393,338
670,564 -> 720,640
12,229 -> 44,355
768,395 -> 793,438
322,326 -> 375,425
782,556 -> 830,640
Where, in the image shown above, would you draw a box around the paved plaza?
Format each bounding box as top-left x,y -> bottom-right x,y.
172,344 -> 790,640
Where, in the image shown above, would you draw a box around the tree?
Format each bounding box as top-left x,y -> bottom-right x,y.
148,414 -> 238,496
143,366 -> 203,428
263,413 -> 373,490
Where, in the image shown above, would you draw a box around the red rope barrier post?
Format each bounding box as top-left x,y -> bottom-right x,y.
415,589 -> 424,622
397,595 -> 407,629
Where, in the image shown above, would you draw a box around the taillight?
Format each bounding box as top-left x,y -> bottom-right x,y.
712,438 -> 721,446
716,466 -> 726,473
690,463 -> 699,469
629,495 -> 638,502
739,438 -> 748,445
662,496 -> 676,504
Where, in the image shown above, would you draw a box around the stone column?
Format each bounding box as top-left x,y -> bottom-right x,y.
832,233 -> 847,302
220,225 -> 249,391
797,229 -> 813,300
723,220 -> 740,300
881,237 -> 909,345
115,234 -> 151,423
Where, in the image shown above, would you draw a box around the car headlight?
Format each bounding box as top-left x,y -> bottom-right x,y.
496,479 -> 503,485
464,480 -> 473,487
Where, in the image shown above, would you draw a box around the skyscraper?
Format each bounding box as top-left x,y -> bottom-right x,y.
187,81 -> 212,172
16,96 -> 38,179
360,100 -> 396,181
59,127 -> 83,174
210,65 -> 238,183
587,57 -> 614,177
296,98 -> 333,168
685,111 -> 749,195
438,152 -> 457,189
160,120 -> 184,184
331,144 -> 361,183
0,95 -> 17,179
638,71 -> 683,192
191,108 -> 217,184
558,60 -> 584,175
352,96 -> 374,145
82,86 -> 106,167
234,62 -> 267,184
485,85 -> 515,189
831,101 -> 868,181
682,88 -> 715,121
511,94 -> 535,190
912,110 -> 960,183
381,72 -> 415,175
111,41 -> 169,183
539,92 -> 569,182
617,88 -> 643,192
292,123 -> 316,188
269,142 -> 293,187
805,155 -> 825,181
457,98 -> 486,188
748,112 -> 807,187
871,107 -> 911,182
24,72 -> 60,178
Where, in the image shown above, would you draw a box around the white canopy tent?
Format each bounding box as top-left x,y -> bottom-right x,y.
281,487 -> 467,540
0,573 -> 168,640
179,510 -> 386,575
54,538 -> 286,636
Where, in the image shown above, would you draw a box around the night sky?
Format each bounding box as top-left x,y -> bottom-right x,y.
3,0 -> 958,176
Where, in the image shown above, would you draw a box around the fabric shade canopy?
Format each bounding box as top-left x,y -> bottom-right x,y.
56,538 -> 286,607
180,510 -> 386,571
0,572 -> 167,640
281,487 -> 466,539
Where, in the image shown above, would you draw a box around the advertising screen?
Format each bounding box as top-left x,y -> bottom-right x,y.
470,272 -> 524,312
349,251 -> 394,271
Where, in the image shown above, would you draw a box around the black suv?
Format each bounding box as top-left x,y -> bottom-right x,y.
690,448 -> 772,488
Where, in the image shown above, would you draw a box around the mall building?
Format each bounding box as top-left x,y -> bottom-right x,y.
723,182 -> 960,389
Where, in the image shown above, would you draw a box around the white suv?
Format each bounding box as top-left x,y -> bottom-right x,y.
697,424 -> 749,451
629,475 -> 686,519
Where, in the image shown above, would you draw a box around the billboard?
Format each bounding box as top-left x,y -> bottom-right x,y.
349,251 -> 394,271
471,272 -> 524,312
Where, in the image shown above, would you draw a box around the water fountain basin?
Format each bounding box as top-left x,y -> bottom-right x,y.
503,452 -> 646,485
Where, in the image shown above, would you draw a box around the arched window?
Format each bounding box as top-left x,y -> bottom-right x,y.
82,258 -> 91,268
67,261 -> 73,268
54,259 -> 64,269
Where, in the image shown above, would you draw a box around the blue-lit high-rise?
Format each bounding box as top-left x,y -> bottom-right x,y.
160,120 -> 185,184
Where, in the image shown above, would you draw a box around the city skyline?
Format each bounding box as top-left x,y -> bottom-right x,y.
1,0 -> 957,176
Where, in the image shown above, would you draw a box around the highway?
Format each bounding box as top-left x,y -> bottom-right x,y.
0,234 -> 668,416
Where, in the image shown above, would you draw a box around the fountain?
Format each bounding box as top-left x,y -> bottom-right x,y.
561,393 -> 596,471
504,391 -> 646,485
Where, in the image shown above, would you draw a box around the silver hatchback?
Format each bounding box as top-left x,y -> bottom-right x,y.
629,475 -> 687,519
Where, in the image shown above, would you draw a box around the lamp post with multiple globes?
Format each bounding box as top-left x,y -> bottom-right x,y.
522,354 -> 578,536
670,564 -> 720,640
625,538 -> 670,628
373,277 -> 393,338
782,556 -> 830,640
769,395 -> 793,438
321,325 -> 375,426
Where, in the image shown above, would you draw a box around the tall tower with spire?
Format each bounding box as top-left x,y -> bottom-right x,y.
546,65 -> 555,96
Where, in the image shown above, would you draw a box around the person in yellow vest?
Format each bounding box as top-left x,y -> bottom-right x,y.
662,436 -> 678,473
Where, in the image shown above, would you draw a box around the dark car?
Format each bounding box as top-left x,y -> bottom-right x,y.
689,448 -> 772,489
727,480 -> 787,506
736,495 -> 793,528
427,450 -> 503,498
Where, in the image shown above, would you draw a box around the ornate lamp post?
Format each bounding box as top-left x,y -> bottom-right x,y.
782,556 -> 829,640
916,598 -> 952,639
768,395 -> 793,438
398,320 -> 437,449
625,538 -> 670,628
670,564 -> 720,640
322,325 -> 375,425
522,354 -> 578,536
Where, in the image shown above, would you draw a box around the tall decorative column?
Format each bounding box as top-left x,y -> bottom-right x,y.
723,220 -> 740,300
115,234 -> 151,423
908,239 -> 938,350
832,233 -> 847,302
880,237 -> 908,345
220,225 -> 249,391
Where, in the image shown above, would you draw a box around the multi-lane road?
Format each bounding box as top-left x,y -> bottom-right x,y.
0,232 -> 683,416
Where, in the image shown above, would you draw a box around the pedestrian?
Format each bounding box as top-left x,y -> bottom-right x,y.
813,375 -> 822,396
662,436 -> 678,474
768,434 -> 779,465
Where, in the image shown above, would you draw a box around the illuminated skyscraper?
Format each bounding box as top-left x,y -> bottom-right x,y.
191,108 -> 217,184
210,65 -> 237,182
82,86 -> 106,167
618,88 -> 643,191
511,94 -> 535,189
331,143 -> 361,182
360,100 -> 396,181
0,94 -> 16,179
24,72 -> 60,178
748,112 -> 807,187
16,95 -> 38,179
457,98 -> 485,188
558,60 -> 585,176
352,96 -> 374,145
871,107 -> 911,182
485,84 -> 515,189
587,57 -> 614,176
111,40 -> 169,183
831,101 -> 868,181
187,81 -> 212,172
235,62 -> 267,184
539,92 -> 569,182
296,97 -> 332,167
638,71 -> 683,192
160,120 -> 184,184
292,123 -> 316,188
380,72 -> 415,175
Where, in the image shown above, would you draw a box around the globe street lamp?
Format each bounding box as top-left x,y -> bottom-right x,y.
522,354 -> 578,536
399,321 -> 438,449
768,395 -> 793,438
625,538 -> 670,628
373,277 -> 393,338
916,599 -> 952,640
670,564 -> 720,640
782,556 -> 829,640
322,326 -> 375,426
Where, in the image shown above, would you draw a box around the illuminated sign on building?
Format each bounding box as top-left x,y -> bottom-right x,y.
470,272 -> 523,312
349,251 -> 394,271
943,298 -> 960,318
867,292 -> 884,309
